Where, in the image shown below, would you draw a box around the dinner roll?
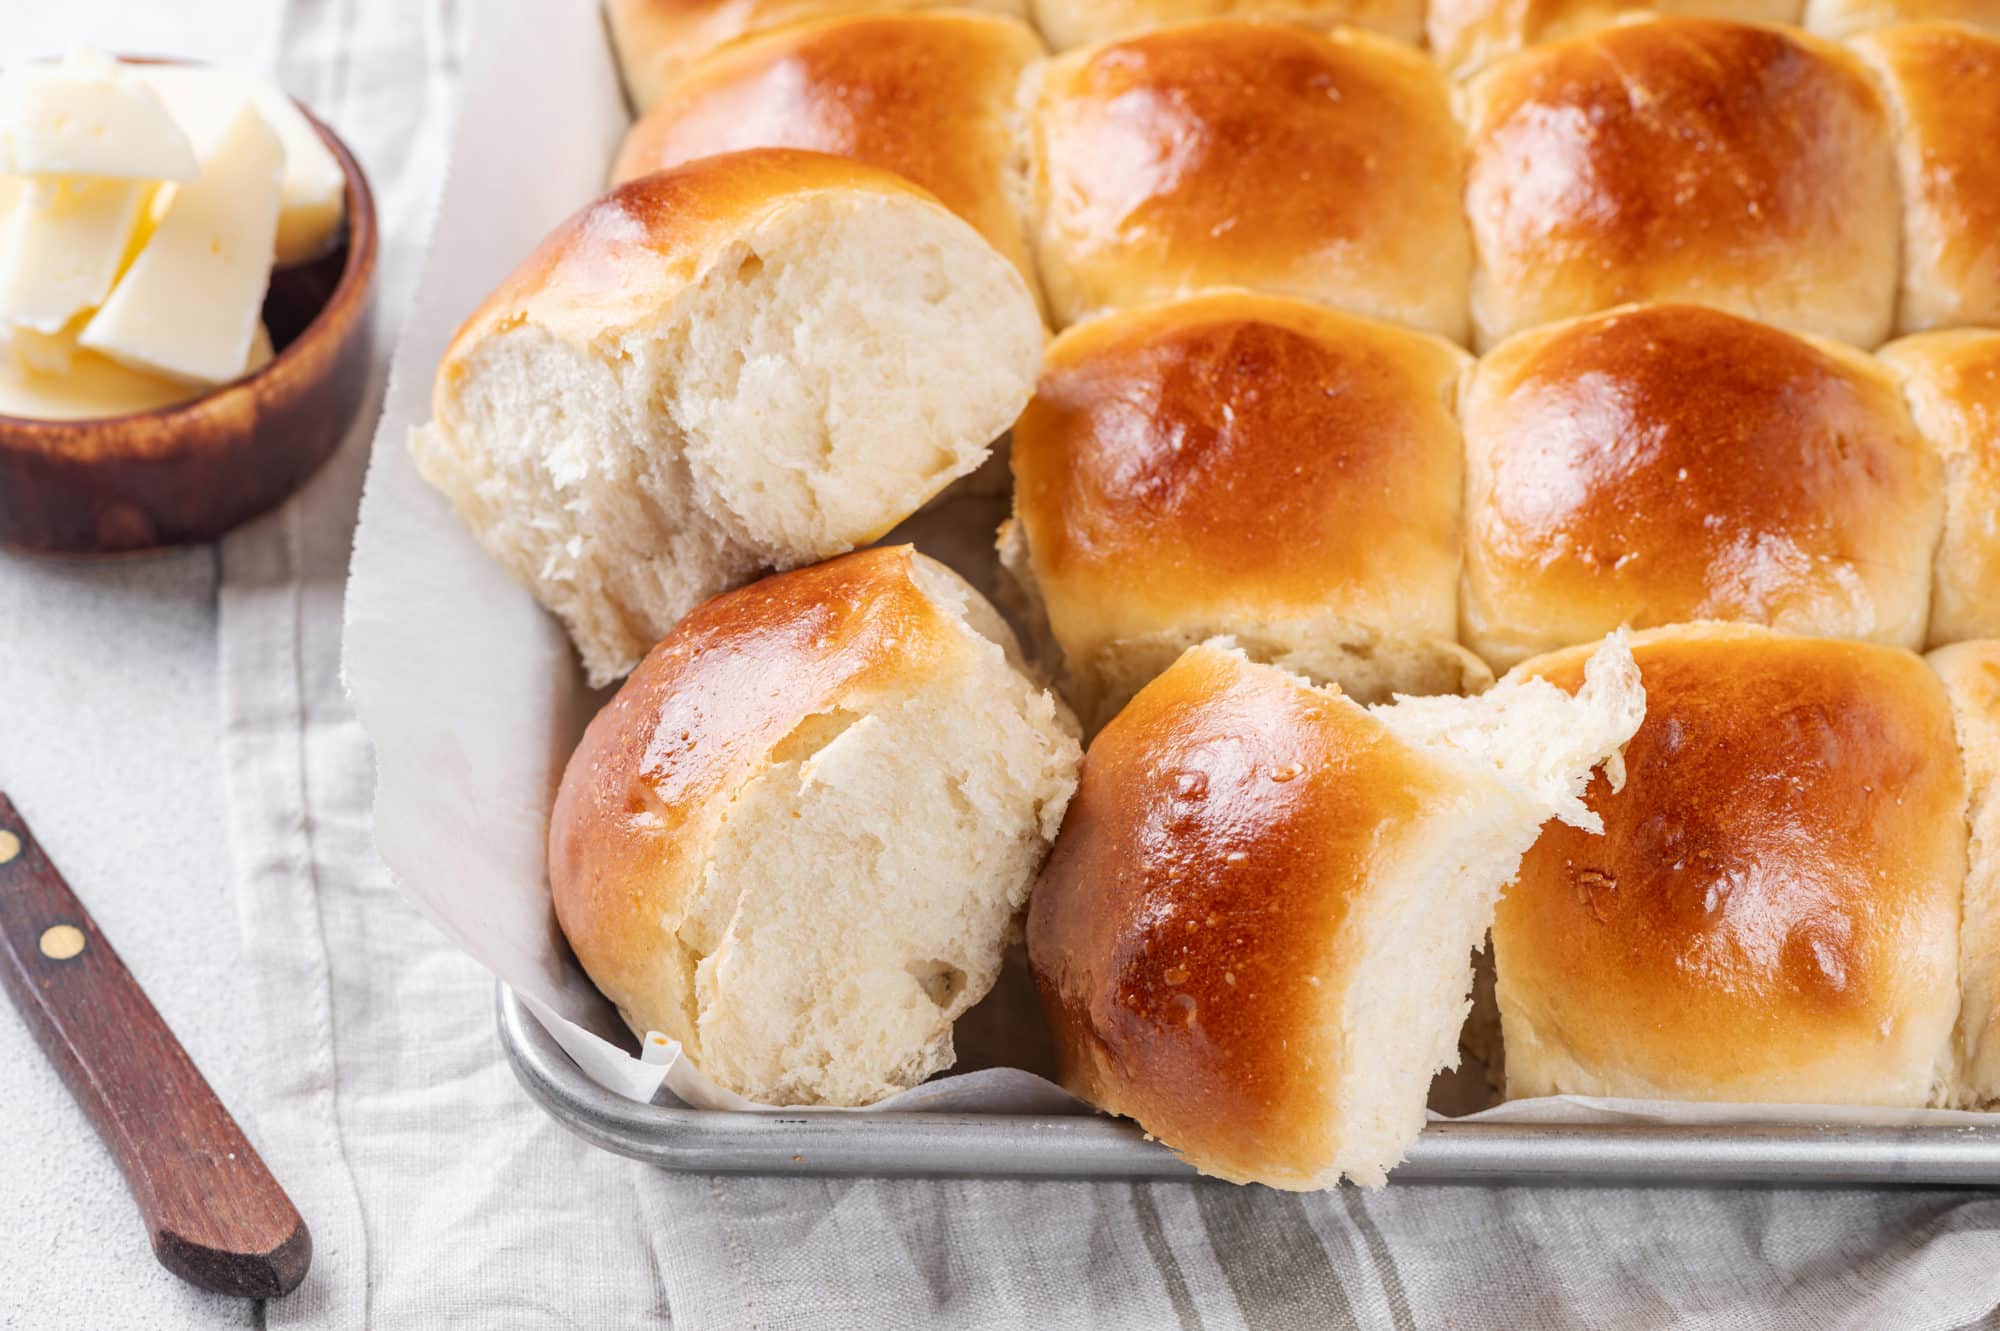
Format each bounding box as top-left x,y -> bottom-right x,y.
1880,330 -> 2000,645
1031,0 -> 1424,51
410,150 -> 1043,685
1461,304 -> 1942,671
1851,22 -> 2000,334
1027,21 -> 1469,340
1461,17 -> 1898,351
1427,0 -> 1800,78
1806,0 -> 2000,35
1931,641 -> 2000,1107
1028,636 -> 1645,1188
1006,291 -> 1490,732
605,0 -> 1027,111
609,12 -> 1046,297
1496,624 -> 1966,1106
550,546 -> 1081,1107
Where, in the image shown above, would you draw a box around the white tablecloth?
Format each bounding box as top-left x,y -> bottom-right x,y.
7,3 -> 2000,1327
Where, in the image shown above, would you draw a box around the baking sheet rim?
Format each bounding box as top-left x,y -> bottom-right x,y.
498,984 -> 2000,1187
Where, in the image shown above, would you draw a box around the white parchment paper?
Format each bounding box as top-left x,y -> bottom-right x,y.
341,0 -> 2000,1137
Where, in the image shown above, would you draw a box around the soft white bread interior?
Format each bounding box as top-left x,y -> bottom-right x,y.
1008,292 -> 1490,732
549,546 -> 1081,1107
1496,624 -> 1967,1107
411,150 -> 1044,684
1931,641 -> 2000,1108
1026,635 -> 1643,1188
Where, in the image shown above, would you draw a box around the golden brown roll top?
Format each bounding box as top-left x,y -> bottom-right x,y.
1850,21 -> 2000,334
1026,645 -> 1475,1187
1461,304 -> 1942,670
418,150 -> 1044,684
551,545 -> 970,1032
1880,330 -> 2000,646
1031,0 -> 1425,50
1931,640 -> 2000,1107
610,12 -> 1046,294
442,148 -> 946,367
604,0 -> 1028,110
1009,291 -> 1487,728
550,545 -> 1082,1105
1028,635 -> 1646,1186
1461,17 -> 1898,351
1427,0 -> 1800,78
1027,21 -> 1470,340
1806,0 -> 2000,36
1496,624 -> 1968,1106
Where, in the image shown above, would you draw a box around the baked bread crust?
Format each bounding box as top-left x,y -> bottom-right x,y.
1497,624 -> 1967,1106
1029,20 -> 1469,339
1462,17 -> 1898,350
1462,304 -> 1942,670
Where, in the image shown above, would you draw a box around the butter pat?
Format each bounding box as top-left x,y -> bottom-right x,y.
80,104 -> 282,386
0,346 -> 202,419
0,177 -> 152,333
0,321 -> 271,420
6,319 -> 83,374
138,65 -> 347,265
0,50 -> 198,182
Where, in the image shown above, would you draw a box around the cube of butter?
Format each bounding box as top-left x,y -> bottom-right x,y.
0,177 -> 153,333
0,49 -> 198,183
0,345 -> 203,420
137,65 -> 347,266
8,322 -> 82,375
80,104 -> 282,387
0,321 -> 272,420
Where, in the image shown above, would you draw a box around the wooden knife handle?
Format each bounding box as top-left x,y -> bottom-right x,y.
0,794 -> 310,1298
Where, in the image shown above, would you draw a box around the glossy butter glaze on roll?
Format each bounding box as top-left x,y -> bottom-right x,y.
1805,0 -> 2000,35
610,12 -> 1046,297
1031,0 -> 1425,51
1027,637 -> 1644,1187
1427,0 -> 1800,78
604,0 -> 1027,111
1851,21 -> 2000,334
1461,17 -> 1898,350
1027,21 -> 1469,340
1496,624 -> 1967,1106
1006,291 -> 1490,731
1461,304 -> 1942,670
1880,329 -> 2000,645
551,546 -> 1080,1107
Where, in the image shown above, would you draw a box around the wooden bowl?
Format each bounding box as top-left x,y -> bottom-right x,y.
0,95 -> 378,555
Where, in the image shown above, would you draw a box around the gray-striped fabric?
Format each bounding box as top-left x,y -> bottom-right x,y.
11,0 -> 2000,1327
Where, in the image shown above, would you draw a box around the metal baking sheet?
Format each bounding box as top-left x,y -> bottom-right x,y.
498,986 -> 2000,1186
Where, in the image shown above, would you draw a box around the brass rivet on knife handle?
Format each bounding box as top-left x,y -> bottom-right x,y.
0,793 -> 311,1299
39,924 -> 86,960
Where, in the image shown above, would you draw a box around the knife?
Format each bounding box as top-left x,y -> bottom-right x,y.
0,794 -> 310,1298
